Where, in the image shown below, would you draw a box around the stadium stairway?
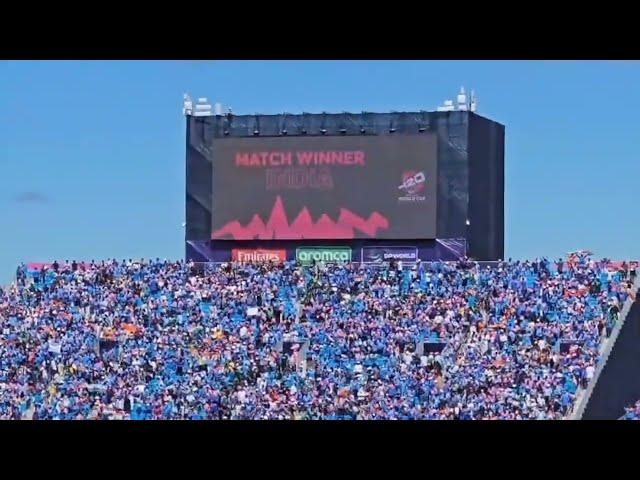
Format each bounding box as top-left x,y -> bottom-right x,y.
570,274 -> 640,419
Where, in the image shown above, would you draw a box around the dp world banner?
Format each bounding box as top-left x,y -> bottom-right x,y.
361,246 -> 418,264
296,247 -> 352,265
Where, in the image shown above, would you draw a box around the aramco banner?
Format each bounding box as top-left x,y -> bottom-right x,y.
296,247 -> 352,265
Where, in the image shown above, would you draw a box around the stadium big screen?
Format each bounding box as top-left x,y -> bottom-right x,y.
211,135 -> 438,240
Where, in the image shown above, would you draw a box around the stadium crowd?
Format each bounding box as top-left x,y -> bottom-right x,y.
622,401 -> 640,420
0,255 -> 635,420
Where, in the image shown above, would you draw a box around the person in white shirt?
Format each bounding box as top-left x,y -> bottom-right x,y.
403,351 -> 413,365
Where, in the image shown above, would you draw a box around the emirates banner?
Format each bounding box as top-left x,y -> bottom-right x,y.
231,249 -> 287,263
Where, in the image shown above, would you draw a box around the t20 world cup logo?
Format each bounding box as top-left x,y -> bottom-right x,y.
399,171 -> 426,195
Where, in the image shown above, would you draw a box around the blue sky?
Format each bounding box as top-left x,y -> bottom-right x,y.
1,60 -> 638,283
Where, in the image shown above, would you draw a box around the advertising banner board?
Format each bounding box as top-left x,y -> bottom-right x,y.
296,247 -> 352,265
232,249 -> 287,263
361,246 -> 418,264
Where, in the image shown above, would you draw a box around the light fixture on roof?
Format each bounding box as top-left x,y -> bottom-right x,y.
193,97 -> 213,117
457,87 -> 468,111
436,100 -> 455,112
470,90 -> 478,112
436,87 -> 478,112
183,93 -> 193,116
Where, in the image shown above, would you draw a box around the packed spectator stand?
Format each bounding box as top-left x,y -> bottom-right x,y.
621,401 -> 640,420
0,255 -> 636,420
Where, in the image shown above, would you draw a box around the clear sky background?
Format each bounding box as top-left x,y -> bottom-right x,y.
1,60 -> 638,283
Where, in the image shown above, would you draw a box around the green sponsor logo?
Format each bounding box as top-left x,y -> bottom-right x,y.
296,247 -> 352,264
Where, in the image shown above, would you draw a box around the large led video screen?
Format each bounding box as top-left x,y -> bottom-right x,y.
211,134 -> 438,240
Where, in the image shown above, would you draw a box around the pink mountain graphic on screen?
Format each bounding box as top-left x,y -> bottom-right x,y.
212,196 -> 390,240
